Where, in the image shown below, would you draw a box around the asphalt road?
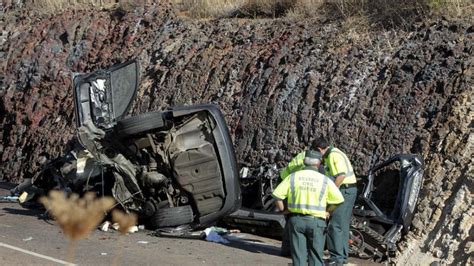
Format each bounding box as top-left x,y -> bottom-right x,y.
0,184 -> 375,265
0,185 -> 290,265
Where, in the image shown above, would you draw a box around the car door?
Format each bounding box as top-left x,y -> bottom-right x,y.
72,60 -> 139,130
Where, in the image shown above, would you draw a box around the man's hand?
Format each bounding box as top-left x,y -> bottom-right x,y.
275,199 -> 285,212
327,203 -> 341,213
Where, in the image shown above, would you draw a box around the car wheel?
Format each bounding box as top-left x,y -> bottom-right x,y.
149,204 -> 194,229
116,111 -> 166,136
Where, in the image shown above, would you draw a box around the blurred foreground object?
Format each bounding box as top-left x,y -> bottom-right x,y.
40,191 -> 115,240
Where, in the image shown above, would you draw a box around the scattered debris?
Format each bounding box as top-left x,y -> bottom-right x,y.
205,226 -> 229,235
100,221 -> 111,232
0,196 -> 19,202
111,210 -> 138,235
128,226 -> 139,233
203,227 -> 229,244
100,221 -> 139,234
111,223 -> 120,231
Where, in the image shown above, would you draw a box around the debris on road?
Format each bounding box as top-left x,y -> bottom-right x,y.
100,221 -> 139,234
112,209 -> 138,235
128,226 -> 139,233
0,195 -> 19,202
100,221 -> 111,232
203,227 -> 230,244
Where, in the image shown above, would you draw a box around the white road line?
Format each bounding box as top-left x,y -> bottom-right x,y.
0,242 -> 76,265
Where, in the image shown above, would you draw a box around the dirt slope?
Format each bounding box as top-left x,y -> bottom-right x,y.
0,2 -> 472,264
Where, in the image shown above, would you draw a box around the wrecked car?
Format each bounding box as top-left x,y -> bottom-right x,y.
10,59 -> 424,262
12,60 -> 241,229
224,154 -> 424,261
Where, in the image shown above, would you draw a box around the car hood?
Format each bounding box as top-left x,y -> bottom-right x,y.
72,60 -> 139,129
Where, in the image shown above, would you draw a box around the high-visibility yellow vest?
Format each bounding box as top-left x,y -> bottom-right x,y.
324,147 -> 357,185
273,167 -> 344,219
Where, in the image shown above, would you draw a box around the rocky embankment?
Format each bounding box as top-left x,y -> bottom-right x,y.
1,1 -> 472,264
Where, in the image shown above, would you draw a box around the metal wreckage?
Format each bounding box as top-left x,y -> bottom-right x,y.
8,60 -> 424,262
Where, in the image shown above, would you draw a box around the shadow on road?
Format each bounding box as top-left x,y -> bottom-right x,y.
155,231 -> 284,258
223,234 -> 283,257
2,207 -> 44,217
225,241 -> 282,256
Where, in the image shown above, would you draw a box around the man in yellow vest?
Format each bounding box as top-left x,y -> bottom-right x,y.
313,137 -> 357,265
272,151 -> 344,266
279,142 -> 326,256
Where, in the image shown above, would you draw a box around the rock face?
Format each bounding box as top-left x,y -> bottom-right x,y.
1,2 -> 472,264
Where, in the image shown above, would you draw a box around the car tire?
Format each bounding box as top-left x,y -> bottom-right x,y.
150,204 -> 194,229
116,111 -> 166,136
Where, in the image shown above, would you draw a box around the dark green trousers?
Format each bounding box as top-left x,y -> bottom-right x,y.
288,215 -> 327,266
281,215 -> 291,257
327,186 -> 357,263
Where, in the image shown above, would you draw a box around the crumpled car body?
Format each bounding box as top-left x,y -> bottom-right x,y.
14,60 -> 241,229
224,154 -> 424,261
350,154 -> 424,260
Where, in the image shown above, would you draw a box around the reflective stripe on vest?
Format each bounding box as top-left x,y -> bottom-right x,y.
288,172 -> 328,211
330,149 -> 354,177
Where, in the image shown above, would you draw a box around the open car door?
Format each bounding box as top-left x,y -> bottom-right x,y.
72,60 -> 139,130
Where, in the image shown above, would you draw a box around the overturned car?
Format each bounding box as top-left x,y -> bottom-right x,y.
12,60 -> 241,229
224,154 -> 424,261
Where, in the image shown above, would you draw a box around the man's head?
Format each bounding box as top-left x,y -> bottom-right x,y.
311,137 -> 330,154
304,150 -> 322,168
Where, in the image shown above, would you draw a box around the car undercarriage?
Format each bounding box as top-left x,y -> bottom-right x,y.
11,60 -> 241,230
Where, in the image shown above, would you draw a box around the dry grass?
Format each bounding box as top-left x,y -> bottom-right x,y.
172,0 -> 473,22
40,190 -> 115,241
175,0 -> 246,18
285,0 -> 325,18
25,0 -> 473,21
39,191 -> 115,262
173,0 -> 298,18
26,0 -> 150,14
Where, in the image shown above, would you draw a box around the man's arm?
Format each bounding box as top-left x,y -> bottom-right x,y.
275,199 -> 285,212
279,152 -> 305,180
334,174 -> 346,187
272,176 -> 290,212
